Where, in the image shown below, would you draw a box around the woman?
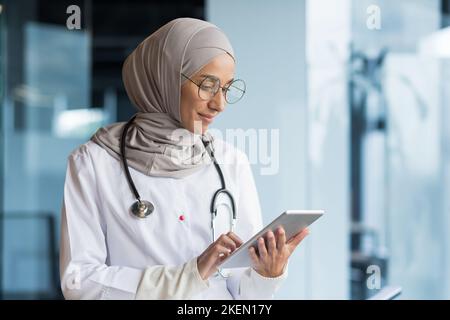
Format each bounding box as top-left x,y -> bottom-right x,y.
59,17 -> 309,300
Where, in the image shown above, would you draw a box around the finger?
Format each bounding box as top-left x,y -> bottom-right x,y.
257,237 -> 268,259
207,244 -> 232,269
218,251 -> 231,263
217,234 -> 238,252
210,246 -> 234,272
287,228 -> 310,249
216,242 -> 238,266
266,231 -> 276,255
216,243 -> 232,257
248,246 -> 259,266
286,228 -> 309,244
227,232 -> 244,247
276,226 -> 286,251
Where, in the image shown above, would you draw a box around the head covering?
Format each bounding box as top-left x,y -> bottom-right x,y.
91,18 -> 235,178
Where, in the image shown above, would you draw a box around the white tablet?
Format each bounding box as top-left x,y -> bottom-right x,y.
367,286 -> 402,300
220,210 -> 324,269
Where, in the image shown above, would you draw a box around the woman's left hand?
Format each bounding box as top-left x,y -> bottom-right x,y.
249,227 -> 309,278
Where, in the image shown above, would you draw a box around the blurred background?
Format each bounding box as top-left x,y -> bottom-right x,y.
0,0 -> 449,299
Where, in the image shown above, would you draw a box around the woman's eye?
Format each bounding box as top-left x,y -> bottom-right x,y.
202,77 -> 218,85
201,85 -> 215,91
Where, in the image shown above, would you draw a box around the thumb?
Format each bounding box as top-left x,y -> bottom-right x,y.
287,228 -> 309,250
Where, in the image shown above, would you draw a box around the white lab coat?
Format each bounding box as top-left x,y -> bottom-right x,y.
59,138 -> 287,300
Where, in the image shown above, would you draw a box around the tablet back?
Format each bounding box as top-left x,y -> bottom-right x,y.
220,210 -> 324,269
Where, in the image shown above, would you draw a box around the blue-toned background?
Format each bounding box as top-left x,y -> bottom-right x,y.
1,0 -> 449,299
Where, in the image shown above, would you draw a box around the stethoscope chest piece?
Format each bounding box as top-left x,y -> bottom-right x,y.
131,200 -> 154,218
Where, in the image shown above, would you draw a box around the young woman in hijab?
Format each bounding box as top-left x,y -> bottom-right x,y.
59,18 -> 309,300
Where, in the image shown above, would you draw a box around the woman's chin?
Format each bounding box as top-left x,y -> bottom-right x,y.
183,124 -> 208,135
189,119 -> 210,134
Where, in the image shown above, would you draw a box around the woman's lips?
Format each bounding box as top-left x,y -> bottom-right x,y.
198,113 -> 215,123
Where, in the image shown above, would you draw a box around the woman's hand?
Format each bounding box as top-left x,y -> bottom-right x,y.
197,232 -> 243,280
249,227 -> 309,278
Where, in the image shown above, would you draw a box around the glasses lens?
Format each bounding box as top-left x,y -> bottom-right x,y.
225,79 -> 246,104
199,77 -> 219,100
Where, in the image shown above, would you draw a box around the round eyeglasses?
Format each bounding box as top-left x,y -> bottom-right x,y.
182,73 -> 246,104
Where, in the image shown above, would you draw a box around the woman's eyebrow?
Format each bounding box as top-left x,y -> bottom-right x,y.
225,77 -> 235,84
199,74 -> 234,84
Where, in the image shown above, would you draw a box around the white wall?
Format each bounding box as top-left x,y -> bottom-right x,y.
384,54 -> 447,299
305,0 -> 351,299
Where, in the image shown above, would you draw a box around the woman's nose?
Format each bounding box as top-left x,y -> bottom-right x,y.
209,89 -> 226,112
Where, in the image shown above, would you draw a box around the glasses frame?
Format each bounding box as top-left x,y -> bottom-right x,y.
181,73 -> 246,104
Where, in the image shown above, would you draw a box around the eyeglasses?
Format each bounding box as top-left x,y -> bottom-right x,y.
181,73 -> 246,104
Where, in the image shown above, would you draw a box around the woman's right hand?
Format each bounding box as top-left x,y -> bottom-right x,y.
197,232 -> 243,280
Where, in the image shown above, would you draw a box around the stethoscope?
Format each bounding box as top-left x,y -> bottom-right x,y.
121,115 -> 236,277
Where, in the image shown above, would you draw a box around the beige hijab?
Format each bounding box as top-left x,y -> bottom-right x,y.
91,18 -> 235,178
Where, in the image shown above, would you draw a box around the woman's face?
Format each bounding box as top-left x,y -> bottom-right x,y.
180,53 -> 235,134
